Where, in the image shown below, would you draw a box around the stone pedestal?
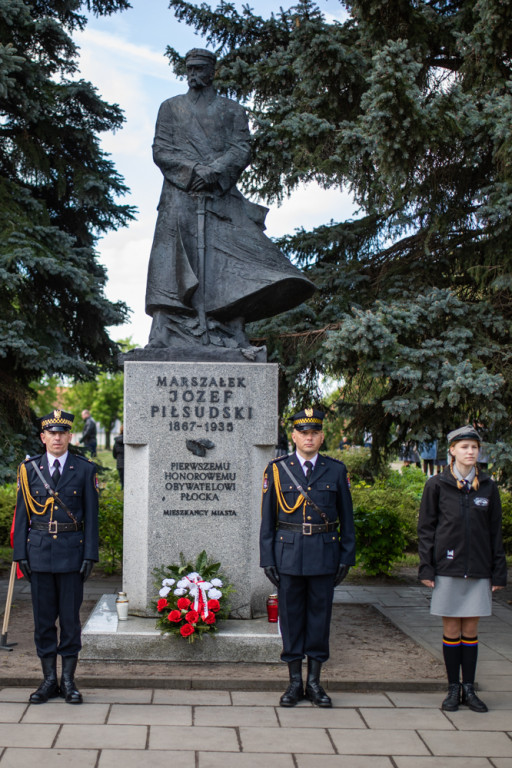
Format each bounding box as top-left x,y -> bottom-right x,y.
123,361 -> 278,619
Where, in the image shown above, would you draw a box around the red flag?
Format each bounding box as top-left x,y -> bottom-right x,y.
10,507 -> 23,579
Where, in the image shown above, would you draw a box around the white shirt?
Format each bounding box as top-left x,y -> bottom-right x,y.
47,451 -> 68,473
295,452 -> 318,476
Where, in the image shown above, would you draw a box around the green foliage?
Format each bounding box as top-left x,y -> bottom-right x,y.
0,0 -> 134,480
499,488 -> 512,556
166,0 -> 512,473
0,482 -> 16,547
354,467 -> 425,547
98,470 -> 123,574
326,447 -> 385,485
353,505 -> 407,576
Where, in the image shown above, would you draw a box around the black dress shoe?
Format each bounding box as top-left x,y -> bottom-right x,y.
441,683 -> 460,711
305,680 -> 332,708
280,680 -> 304,707
29,678 -> 60,704
461,683 -> 488,713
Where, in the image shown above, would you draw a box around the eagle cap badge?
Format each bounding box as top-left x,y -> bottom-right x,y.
305,408 -> 313,417
54,409 -> 61,419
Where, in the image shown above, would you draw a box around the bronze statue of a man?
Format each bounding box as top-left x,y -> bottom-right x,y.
145,48 -> 314,351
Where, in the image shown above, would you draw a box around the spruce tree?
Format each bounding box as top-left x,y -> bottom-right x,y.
166,0 -> 512,471
0,0 -> 133,477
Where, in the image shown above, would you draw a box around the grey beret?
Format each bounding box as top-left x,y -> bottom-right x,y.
447,425 -> 482,444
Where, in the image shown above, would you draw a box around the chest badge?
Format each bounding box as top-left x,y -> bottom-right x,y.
474,497 -> 489,507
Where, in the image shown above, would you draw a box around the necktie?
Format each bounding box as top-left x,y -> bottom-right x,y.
52,459 -> 61,486
304,460 -> 313,480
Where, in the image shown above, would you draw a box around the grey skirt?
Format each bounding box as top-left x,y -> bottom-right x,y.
430,575 -> 492,617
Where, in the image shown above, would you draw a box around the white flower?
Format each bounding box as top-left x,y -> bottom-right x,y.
176,578 -> 189,589
211,578 -> 223,587
208,588 -> 222,600
174,588 -> 186,596
159,586 -> 171,597
201,581 -> 212,590
186,572 -> 200,581
162,578 -> 175,587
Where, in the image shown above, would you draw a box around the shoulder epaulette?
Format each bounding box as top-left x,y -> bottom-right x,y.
269,454 -> 289,465
324,454 -> 346,466
20,454 -> 41,466
73,453 -> 94,463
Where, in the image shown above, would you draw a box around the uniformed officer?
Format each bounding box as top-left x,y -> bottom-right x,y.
260,408 -> 356,707
13,410 -> 99,704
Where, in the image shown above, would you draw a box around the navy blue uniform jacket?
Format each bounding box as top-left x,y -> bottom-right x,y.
260,453 -> 356,576
13,453 -> 99,572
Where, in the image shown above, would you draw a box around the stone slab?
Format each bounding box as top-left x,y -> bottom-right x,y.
122,361 -> 278,618
81,594 -> 282,662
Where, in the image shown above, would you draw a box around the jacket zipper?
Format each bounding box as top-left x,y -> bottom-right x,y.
463,490 -> 470,578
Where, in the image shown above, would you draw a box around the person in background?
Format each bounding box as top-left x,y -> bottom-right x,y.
80,409 -> 97,458
419,439 -> 437,476
112,425 -> 125,488
260,408 -> 355,708
418,425 -> 506,713
13,409 -> 99,705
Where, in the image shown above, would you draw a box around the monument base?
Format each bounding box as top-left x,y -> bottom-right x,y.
81,594 -> 282,663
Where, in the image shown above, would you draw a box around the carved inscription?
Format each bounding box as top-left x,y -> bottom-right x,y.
151,375 -> 253,433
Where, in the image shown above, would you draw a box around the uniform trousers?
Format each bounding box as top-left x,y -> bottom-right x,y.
30,572 -> 83,658
278,573 -> 335,663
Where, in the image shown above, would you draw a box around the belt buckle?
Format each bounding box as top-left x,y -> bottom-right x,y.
302,523 -> 313,536
48,521 -> 58,534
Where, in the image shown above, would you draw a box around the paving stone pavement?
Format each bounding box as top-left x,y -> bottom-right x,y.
0,686 -> 511,765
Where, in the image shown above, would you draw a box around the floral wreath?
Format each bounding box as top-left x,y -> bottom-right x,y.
153,550 -> 234,642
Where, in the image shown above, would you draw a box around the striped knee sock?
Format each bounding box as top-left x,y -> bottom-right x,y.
461,635 -> 478,683
443,635 -> 462,684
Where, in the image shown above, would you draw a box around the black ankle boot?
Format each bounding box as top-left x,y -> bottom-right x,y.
461,683 -> 488,713
305,658 -> 332,708
280,659 -> 304,707
29,656 -> 60,704
441,683 -> 460,711
60,656 -> 83,704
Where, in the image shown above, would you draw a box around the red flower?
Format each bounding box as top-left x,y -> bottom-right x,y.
167,610 -> 182,623
204,613 -> 216,624
185,610 -> 199,624
180,623 -> 195,637
207,599 -> 220,613
177,597 -> 191,610
157,598 -> 168,612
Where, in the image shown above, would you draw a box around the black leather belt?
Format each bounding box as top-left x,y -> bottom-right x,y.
278,521 -> 338,536
30,521 -> 83,533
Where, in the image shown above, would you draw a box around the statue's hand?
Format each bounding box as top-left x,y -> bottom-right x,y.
192,164 -> 218,189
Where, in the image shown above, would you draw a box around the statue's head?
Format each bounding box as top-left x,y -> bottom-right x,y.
185,48 -> 216,90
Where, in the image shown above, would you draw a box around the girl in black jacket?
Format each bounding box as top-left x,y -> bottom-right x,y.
418,425 -> 507,713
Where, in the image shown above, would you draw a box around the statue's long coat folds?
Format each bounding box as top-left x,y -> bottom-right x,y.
145,89 -> 314,322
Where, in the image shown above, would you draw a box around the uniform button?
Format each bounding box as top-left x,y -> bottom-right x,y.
326,485 -> 330,488
280,536 -> 283,540
55,506 -> 59,511
53,535 -> 57,540
308,486 -> 311,490
74,491 -> 77,495
54,492 -> 59,497
307,516 -> 312,521
332,536 -> 336,540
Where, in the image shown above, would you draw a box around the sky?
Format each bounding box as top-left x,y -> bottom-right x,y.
74,1 -> 356,346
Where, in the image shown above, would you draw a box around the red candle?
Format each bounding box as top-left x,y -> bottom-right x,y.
266,594 -> 279,623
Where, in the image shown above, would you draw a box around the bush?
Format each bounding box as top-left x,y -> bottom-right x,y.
351,468 -> 425,549
0,483 -> 16,547
499,488 -> 512,556
98,470 -> 123,574
326,447 -> 385,485
354,505 -> 407,576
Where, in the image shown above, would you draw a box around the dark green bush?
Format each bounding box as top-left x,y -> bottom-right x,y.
326,447 -> 385,485
0,483 -> 16,547
351,468 -> 425,549
499,488 -> 512,556
354,505 -> 407,575
98,470 -> 123,574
